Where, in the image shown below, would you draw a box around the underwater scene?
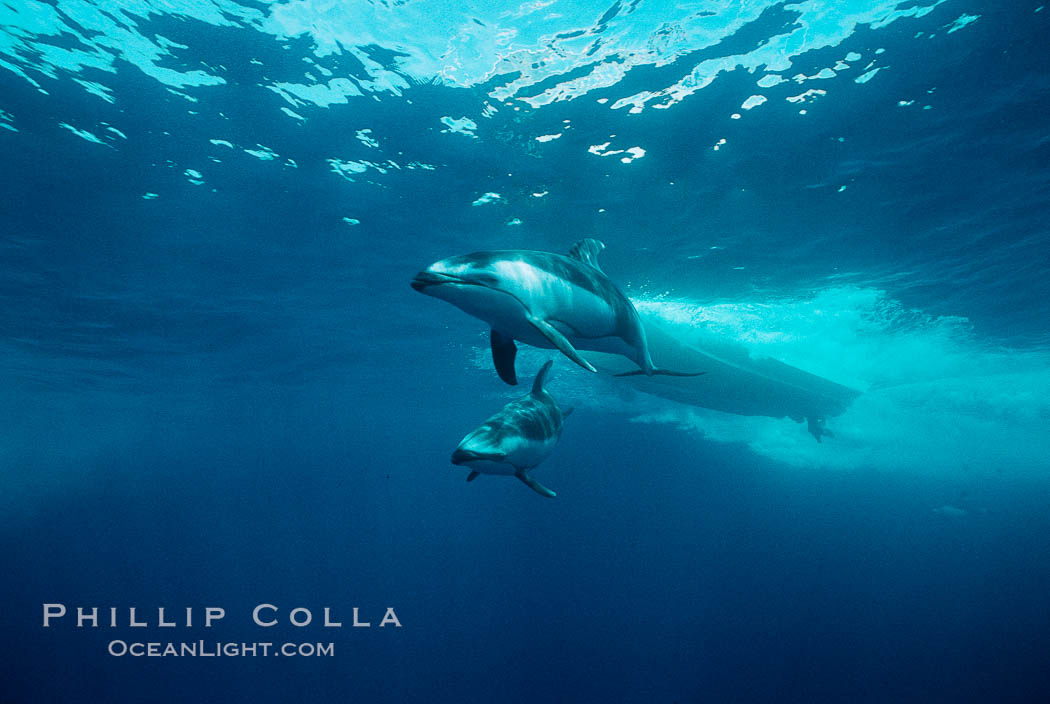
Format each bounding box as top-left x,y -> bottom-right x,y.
3,0 -> 1049,701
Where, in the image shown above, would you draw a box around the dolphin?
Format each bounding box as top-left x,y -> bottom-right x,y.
583,308 -> 860,441
411,239 -> 703,385
450,360 -> 571,498
583,309 -> 860,441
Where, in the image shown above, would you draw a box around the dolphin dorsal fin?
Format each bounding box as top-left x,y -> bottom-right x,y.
568,239 -> 606,272
532,360 -> 554,395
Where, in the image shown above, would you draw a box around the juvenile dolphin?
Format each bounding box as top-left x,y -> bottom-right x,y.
411,239 -> 703,385
450,360 -> 571,498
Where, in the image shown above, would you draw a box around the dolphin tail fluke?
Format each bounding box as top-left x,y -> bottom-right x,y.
490,329 -> 518,385
516,470 -> 556,498
467,471 -> 480,482
807,416 -> 833,443
527,316 -> 597,373
614,368 -> 706,378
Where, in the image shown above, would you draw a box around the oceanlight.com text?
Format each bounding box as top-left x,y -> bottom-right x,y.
107,640 -> 335,657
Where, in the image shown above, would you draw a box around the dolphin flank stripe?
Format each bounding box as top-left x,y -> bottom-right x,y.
475,401 -> 558,443
527,252 -> 638,324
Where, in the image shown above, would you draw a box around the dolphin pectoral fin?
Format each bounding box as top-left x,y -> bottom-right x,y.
490,329 -> 518,385
516,469 -> 556,498
467,471 -> 480,482
614,368 -> 706,378
527,317 -> 597,373
562,406 -> 574,418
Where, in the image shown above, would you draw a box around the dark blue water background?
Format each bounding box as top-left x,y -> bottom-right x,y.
2,1 -> 1049,701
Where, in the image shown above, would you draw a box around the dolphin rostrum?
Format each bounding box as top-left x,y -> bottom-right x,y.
411,239 -> 704,385
450,360 -> 571,498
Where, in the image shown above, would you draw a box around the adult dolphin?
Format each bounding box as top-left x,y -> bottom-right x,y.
584,310 -> 861,442
451,360 -> 570,498
411,239 -> 704,385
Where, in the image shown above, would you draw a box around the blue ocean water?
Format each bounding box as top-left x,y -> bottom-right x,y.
2,1 -> 1049,701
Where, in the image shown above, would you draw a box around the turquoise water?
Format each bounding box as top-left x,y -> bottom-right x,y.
3,1 -> 1049,701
